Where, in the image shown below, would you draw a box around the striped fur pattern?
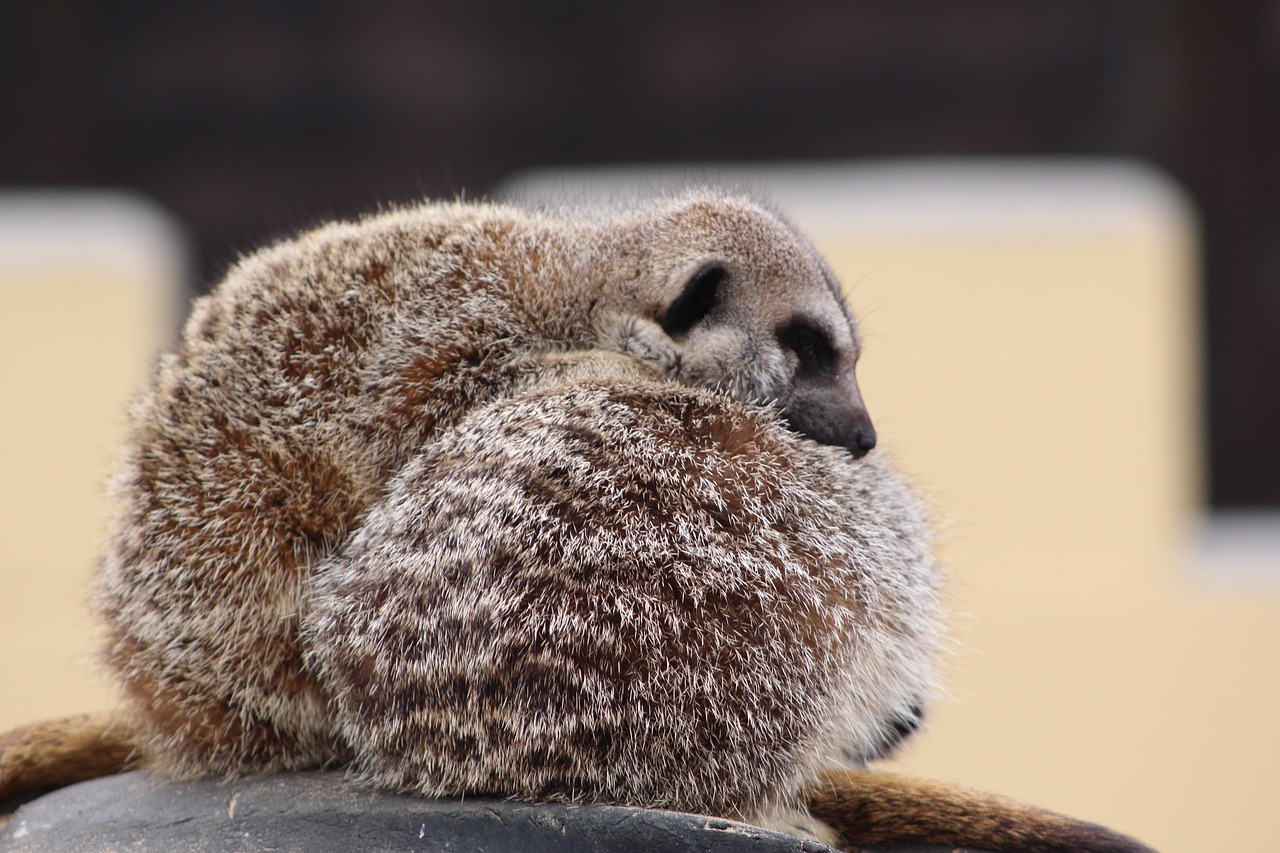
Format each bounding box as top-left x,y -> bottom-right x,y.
305,356 -> 937,827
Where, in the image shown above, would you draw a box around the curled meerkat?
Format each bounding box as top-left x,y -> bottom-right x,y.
1,352 -> 1151,851
94,190 -> 876,779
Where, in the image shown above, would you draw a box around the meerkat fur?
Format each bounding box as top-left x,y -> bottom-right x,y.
94,189 -> 878,779
300,351 -> 1151,851
304,350 -> 935,836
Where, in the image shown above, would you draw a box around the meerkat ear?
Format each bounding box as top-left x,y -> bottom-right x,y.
659,263 -> 726,338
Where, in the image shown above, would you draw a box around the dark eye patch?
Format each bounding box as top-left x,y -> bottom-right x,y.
777,319 -> 838,377
660,264 -> 726,337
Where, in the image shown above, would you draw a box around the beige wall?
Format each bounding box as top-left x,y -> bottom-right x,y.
774,164 -> 1280,853
5,166 -> 1279,852
0,193 -> 184,730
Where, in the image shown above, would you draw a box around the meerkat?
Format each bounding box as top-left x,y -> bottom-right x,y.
0,192 -> 1153,851
93,189 -> 878,781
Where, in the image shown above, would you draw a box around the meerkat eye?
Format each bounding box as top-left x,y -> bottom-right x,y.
777,319 -> 838,377
660,264 -> 726,337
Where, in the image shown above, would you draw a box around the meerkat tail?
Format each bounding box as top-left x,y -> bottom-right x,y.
808,768 -> 1155,853
0,711 -> 138,807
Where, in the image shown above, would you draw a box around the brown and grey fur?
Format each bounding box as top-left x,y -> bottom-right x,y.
95,190 -> 876,781
304,352 -> 934,834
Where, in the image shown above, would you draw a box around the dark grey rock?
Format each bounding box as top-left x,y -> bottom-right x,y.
0,771 -> 843,853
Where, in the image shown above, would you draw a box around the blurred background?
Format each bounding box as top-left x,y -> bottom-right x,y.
1,2 -> 1278,851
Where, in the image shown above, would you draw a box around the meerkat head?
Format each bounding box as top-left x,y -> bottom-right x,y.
596,190 -> 877,458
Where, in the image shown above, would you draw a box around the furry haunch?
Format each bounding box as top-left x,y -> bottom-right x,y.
305,355 -> 936,829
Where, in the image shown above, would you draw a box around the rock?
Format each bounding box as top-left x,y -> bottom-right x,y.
0,771 -> 851,852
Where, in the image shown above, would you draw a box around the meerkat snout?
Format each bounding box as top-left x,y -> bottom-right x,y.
781,371 -> 877,458
773,316 -> 877,458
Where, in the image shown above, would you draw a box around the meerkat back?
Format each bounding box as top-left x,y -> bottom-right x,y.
304,355 -> 938,835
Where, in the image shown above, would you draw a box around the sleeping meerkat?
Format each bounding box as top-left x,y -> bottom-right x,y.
94,189 -> 877,779
0,192 -> 1153,851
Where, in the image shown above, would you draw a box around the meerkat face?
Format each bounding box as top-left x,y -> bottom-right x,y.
598,193 -> 878,458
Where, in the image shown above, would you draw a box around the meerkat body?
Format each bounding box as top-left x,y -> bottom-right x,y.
305,352 -> 936,831
95,191 -> 880,779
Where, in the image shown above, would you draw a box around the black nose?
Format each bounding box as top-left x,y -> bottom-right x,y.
832,407 -> 877,459
850,420 -> 877,457
780,405 -> 877,459
780,387 -> 878,458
